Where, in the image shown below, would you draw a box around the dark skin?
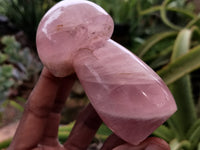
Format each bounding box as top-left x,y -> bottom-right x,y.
8,68 -> 170,150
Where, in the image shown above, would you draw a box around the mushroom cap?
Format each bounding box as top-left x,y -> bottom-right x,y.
36,0 -> 114,77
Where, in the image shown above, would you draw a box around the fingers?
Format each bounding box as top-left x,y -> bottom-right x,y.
64,103 -> 102,150
40,75 -> 75,147
100,134 -> 125,150
26,68 -> 62,117
112,137 -> 170,150
101,135 -> 169,150
39,113 -> 62,147
32,145 -> 65,150
8,68 -> 63,150
52,74 -> 76,114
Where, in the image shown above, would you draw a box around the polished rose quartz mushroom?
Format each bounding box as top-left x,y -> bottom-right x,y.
36,0 -> 177,146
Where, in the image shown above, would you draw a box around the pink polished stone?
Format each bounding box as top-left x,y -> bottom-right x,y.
73,39 -> 176,145
36,0 -> 177,146
36,0 -> 113,77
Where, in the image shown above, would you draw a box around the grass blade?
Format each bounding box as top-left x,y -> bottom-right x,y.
168,76 -> 197,138
198,142 -> 200,150
171,29 -> 192,61
153,125 -> 175,142
168,29 -> 197,140
160,0 -> 182,30
137,31 -> 177,57
156,29 -> 198,141
170,139 -> 191,150
140,6 -> 196,19
0,138 -> 12,149
157,45 -> 200,85
187,119 -> 200,138
189,126 -> 200,150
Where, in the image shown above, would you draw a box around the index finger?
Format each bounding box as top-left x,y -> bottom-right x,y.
64,103 -> 102,150
8,68 -> 67,150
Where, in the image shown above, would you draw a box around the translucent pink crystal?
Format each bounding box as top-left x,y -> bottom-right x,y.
73,40 -> 176,145
36,0 -> 177,145
36,0 -> 113,77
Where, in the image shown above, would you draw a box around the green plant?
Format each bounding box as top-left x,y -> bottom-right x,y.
90,0 -> 137,24
0,65 -> 15,102
0,35 -> 42,103
137,0 -> 200,149
58,122 -> 112,144
0,0 -> 57,44
0,35 -> 41,128
89,0 -> 165,49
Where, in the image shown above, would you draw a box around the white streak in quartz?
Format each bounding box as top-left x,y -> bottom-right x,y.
44,0 -> 108,18
42,8 -> 62,40
85,63 -> 109,91
108,39 -> 160,83
108,39 -> 146,68
141,91 -> 148,97
108,39 -> 155,79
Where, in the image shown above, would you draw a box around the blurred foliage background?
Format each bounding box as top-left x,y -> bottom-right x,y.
0,0 -> 200,149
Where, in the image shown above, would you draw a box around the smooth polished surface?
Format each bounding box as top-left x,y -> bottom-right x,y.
37,0 -> 113,77
74,39 -> 176,144
36,0 -> 177,146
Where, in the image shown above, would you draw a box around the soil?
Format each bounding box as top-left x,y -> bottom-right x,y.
0,121 -> 18,142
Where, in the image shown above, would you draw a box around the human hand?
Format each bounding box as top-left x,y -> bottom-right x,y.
7,68 -> 170,150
